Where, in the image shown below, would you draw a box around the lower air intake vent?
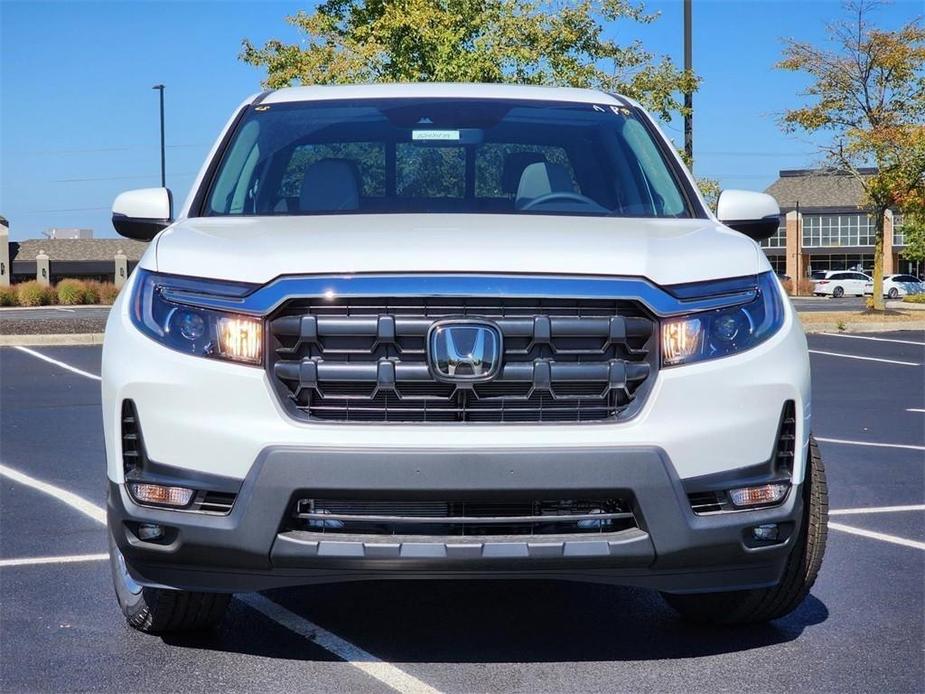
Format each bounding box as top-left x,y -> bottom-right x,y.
191,491 -> 236,515
121,400 -> 145,475
687,491 -> 725,514
775,401 -> 797,475
288,497 -> 637,536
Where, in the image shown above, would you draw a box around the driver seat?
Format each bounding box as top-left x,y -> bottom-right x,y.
515,162 -> 574,210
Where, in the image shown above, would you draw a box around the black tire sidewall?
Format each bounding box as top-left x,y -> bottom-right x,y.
108,526 -> 147,618
832,286 -> 844,297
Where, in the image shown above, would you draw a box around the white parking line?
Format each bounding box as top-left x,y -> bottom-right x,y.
0,553 -> 109,568
11,346 -> 102,381
239,594 -> 443,694
815,437 -> 925,452
828,522 -> 925,551
908,409 -> 925,414
0,461 -> 443,694
808,350 -> 921,366
0,463 -> 106,524
830,504 -> 925,516
820,333 -> 925,346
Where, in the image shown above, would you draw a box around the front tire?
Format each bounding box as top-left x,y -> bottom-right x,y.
661,436 -> 828,625
109,531 -> 230,634
888,288 -> 899,299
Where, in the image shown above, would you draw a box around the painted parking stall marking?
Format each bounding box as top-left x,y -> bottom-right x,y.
815,437 -> 925,452
820,333 -> 925,346
0,457 -> 446,694
0,553 -> 109,568
12,345 -> 102,381
808,349 -> 921,367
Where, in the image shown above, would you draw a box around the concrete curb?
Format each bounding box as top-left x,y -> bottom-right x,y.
801,321 -> 925,334
0,333 -> 105,346
0,305 -> 110,312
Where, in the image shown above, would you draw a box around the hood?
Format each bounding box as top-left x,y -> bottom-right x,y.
150,214 -> 762,287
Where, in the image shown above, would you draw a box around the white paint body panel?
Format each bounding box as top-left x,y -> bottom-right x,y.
112,188 -> 171,220
716,190 -> 780,223
150,215 -> 763,286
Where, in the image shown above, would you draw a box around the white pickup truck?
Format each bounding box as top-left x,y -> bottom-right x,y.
103,83 -> 826,633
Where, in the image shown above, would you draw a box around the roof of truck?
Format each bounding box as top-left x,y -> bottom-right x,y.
261,83 -> 631,106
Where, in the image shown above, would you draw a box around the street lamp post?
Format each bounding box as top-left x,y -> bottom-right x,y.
152,84 -> 166,188
683,0 -> 693,167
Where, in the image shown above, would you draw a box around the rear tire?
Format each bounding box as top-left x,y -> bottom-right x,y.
832,286 -> 844,298
888,288 -> 899,299
109,531 -> 230,634
661,436 -> 828,625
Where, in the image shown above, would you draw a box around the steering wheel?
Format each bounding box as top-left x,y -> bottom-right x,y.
520,191 -> 603,211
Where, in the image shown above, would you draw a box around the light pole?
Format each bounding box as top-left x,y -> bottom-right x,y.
152,84 -> 166,188
683,0 -> 693,167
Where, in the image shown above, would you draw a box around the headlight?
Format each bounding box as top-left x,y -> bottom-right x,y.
662,271 -> 785,367
130,270 -> 262,365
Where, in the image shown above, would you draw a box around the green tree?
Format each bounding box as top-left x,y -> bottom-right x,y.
777,0 -> 925,310
240,0 -> 697,122
900,213 -> 925,267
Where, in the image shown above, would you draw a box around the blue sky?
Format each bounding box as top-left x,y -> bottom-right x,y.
0,0 -> 921,240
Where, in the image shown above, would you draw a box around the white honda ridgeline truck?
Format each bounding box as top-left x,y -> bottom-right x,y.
104,84 -> 827,633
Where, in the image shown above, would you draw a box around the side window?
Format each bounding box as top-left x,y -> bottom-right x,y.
829,273 -> 845,280
853,273 -> 869,281
280,142 -> 386,200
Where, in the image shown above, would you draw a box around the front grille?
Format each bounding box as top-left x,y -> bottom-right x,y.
287,496 -> 637,536
268,296 -> 656,423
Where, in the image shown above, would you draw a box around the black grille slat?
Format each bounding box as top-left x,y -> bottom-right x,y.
290,497 -> 638,536
268,295 -> 655,423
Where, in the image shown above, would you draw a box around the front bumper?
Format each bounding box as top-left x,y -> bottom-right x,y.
110,445 -> 803,594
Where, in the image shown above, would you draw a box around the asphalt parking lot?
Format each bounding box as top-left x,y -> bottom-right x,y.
1,332 -> 923,693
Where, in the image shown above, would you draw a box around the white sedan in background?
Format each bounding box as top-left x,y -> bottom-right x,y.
812,271 -> 872,297
864,274 -> 925,299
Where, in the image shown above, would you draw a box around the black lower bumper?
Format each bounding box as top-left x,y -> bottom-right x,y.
109,445 -> 803,594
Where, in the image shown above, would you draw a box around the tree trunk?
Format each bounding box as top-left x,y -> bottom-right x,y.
872,208 -> 886,312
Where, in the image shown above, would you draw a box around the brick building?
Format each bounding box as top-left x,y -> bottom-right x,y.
762,168 -> 917,279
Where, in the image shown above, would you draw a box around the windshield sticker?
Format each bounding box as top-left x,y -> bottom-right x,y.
412,130 -> 461,141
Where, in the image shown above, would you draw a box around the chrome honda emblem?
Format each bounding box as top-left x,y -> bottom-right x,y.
427,320 -> 503,382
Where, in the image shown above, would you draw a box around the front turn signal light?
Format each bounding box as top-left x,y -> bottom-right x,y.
728,483 -> 789,508
128,482 -> 194,508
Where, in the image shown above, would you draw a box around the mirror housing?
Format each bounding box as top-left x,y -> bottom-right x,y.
716,190 -> 780,241
112,188 -> 173,241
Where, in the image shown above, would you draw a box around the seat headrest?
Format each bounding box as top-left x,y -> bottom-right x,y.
515,162 -> 573,205
501,152 -> 547,194
299,159 -> 360,212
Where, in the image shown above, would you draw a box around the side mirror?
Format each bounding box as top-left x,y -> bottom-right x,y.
716,190 -> 780,241
112,188 -> 173,241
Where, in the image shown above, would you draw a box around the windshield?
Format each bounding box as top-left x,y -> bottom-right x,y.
204,98 -> 699,219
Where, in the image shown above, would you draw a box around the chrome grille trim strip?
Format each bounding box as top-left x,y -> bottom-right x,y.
162,273 -> 758,317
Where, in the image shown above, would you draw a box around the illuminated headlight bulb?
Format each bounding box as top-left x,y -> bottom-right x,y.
217,316 -> 262,364
662,318 -> 703,366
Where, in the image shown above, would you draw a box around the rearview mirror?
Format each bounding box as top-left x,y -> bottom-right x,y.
112,188 -> 173,241
716,190 -> 780,241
